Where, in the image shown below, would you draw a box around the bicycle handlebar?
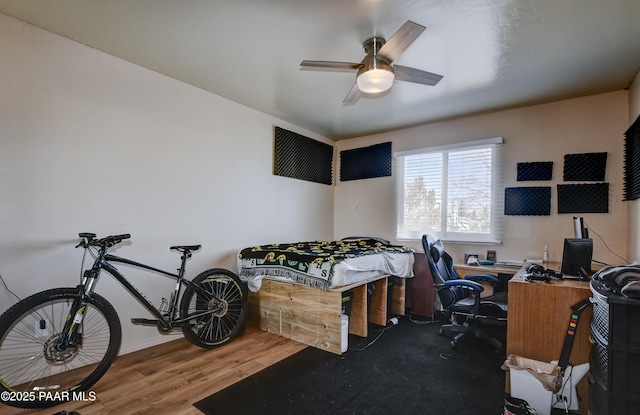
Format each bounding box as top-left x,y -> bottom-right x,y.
78,233 -> 131,249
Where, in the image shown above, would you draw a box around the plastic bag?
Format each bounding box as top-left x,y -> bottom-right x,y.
503,354 -> 562,393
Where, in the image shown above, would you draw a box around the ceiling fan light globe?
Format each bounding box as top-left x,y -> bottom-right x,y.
357,69 -> 395,94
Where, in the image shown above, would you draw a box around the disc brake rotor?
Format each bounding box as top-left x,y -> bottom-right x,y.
43,333 -> 80,365
209,298 -> 228,318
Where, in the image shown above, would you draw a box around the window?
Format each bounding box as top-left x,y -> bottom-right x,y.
395,137 -> 503,244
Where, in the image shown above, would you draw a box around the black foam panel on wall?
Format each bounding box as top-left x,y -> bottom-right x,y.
517,161 -> 553,181
340,142 -> 392,181
557,183 -> 609,213
273,127 -> 333,185
563,152 -> 607,181
504,187 -> 551,216
624,115 -> 640,200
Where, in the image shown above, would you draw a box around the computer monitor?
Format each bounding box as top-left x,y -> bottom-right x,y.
560,238 -> 593,277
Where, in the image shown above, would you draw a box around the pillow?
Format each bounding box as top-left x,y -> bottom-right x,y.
340,236 -> 390,245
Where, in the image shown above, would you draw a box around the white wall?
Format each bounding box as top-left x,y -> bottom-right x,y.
627,69 -> 640,262
335,91 -> 629,267
0,14 -> 334,353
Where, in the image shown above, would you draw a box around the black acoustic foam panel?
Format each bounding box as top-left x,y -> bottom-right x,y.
504,187 -> 551,216
517,161 -> 553,181
563,152 -> 607,181
274,127 -> 333,185
624,115 -> 640,201
340,142 -> 392,181
557,183 -> 609,213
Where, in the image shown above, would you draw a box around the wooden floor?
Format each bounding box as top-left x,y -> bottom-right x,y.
1,325 -> 306,415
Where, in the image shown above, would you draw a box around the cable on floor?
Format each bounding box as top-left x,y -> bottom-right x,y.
349,319 -> 399,352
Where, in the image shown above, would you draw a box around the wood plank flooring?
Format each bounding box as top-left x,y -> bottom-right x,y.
0,325 -> 306,415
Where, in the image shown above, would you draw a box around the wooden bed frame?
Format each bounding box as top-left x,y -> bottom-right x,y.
247,274 -> 406,355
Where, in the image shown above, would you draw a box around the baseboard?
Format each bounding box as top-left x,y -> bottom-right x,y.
118,332 -> 183,355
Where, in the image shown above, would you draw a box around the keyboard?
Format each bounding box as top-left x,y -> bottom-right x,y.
494,261 -> 526,268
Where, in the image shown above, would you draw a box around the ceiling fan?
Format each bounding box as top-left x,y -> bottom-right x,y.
300,20 -> 443,105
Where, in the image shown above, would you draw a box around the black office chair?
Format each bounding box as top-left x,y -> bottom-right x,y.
422,234 -> 508,351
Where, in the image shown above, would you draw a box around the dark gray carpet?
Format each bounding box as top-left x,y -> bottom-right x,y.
194,315 -> 506,415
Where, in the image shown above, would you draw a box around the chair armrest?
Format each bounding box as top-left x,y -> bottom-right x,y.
443,279 -> 484,292
465,274 -> 500,286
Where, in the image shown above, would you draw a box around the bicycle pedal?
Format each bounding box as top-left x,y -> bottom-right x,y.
130,318 -> 159,326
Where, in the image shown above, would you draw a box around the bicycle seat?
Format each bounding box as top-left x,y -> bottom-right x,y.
170,244 -> 201,252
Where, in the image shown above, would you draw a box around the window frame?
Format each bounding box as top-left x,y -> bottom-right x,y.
394,137 -> 503,244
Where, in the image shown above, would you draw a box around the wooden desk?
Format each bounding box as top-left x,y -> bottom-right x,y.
454,263 -> 518,294
506,263 -> 592,365
454,263 -> 521,278
452,262 -> 592,364
506,263 -> 593,414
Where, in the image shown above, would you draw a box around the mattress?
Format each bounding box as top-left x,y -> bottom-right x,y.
237,238 -> 415,291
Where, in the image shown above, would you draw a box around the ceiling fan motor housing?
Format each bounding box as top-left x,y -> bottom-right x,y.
357,37 -> 395,93
357,55 -> 394,77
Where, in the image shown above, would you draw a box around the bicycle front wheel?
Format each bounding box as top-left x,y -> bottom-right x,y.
0,288 -> 121,409
180,268 -> 247,348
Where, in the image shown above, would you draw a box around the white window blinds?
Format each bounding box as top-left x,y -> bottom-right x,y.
395,137 -> 503,244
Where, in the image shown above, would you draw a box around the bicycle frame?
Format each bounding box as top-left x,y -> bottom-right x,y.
90,252 -> 197,327
61,243 -> 209,349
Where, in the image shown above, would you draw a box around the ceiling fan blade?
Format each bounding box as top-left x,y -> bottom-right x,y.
343,83 -> 361,105
393,65 -> 443,86
377,20 -> 426,63
300,60 -> 361,70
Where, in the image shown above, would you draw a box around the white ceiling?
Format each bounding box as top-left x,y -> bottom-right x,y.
1,0 -> 639,140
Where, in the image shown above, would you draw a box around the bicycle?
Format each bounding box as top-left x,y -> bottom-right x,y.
0,233 -> 248,409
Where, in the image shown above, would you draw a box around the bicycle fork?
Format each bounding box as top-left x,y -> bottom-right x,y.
56,266 -> 103,352
62,299 -> 86,348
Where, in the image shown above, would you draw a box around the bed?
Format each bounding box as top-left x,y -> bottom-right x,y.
237,237 -> 415,291
237,237 -> 415,354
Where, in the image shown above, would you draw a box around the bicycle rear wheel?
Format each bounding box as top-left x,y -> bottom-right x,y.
0,288 -> 121,409
180,268 -> 247,348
